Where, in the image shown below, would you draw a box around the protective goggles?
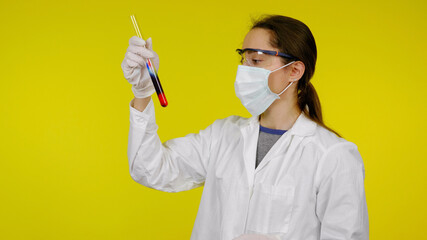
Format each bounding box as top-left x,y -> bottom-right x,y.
236,48 -> 298,68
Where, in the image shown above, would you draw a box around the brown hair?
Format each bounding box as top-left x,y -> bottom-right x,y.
251,15 -> 342,137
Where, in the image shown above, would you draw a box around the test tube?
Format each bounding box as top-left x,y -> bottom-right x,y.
130,15 -> 168,107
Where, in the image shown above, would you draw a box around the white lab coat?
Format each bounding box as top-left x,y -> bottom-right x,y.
127,99 -> 369,240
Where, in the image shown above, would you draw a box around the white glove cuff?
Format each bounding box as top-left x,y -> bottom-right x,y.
131,84 -> 155,98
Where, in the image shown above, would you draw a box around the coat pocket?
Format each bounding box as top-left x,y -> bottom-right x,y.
246,183 -> 295,234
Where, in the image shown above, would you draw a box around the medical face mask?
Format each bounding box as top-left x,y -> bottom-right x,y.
234,61 -> 295,116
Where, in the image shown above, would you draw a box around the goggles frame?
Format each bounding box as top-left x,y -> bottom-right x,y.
236,48 -> 298,63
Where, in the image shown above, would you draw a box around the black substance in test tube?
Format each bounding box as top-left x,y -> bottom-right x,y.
146,59 -> 167,107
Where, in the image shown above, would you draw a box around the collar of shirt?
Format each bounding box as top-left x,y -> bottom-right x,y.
259,125 -> 287,135
242,111 -> 317,137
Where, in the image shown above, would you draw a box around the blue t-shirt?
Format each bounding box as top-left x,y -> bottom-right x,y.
256,125 -> 287,168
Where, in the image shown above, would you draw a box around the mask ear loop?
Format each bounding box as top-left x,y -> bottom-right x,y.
278,81 -> 294,96
274,60 -> 296,96
271,60 -> 295,72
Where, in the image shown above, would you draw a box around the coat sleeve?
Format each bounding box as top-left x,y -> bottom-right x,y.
127,98 -> 213,192
315,142 -> 369,240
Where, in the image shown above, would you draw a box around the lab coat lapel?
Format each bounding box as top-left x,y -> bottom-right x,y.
254,132 -> 293,174
253,112 -> 317,174
287,111 -> 317,137
239,116 -> 260,188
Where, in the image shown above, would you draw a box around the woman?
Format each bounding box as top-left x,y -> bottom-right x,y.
121,15 -> 369,240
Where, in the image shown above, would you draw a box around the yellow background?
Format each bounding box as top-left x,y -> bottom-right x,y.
0,0 -> 426,239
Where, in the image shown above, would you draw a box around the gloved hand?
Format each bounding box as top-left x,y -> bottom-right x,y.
121,36 -> 160,98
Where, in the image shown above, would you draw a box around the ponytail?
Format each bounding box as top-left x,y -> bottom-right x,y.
298,82 -> 342,138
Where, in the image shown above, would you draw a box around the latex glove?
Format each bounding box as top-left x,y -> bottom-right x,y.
121,36 -> 160,98
233,234 -> 279,240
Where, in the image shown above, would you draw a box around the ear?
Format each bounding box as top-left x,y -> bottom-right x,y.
289,61 -> 305,82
